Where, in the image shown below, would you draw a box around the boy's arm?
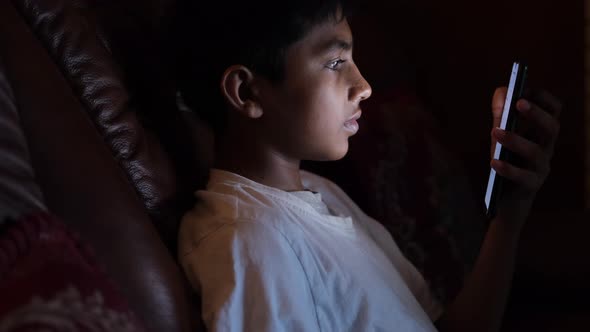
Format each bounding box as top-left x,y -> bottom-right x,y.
180,220 -> 320,332
435,88 -> 561,332
435,211 -> 524,332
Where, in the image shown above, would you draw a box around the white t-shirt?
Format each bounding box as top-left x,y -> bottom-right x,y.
179,169 -> 443,332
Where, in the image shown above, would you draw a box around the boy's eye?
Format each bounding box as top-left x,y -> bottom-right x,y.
326,59 -> 346,70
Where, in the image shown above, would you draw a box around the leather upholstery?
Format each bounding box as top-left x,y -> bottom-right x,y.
0,1 -> 199,330
11,0 -> 203,249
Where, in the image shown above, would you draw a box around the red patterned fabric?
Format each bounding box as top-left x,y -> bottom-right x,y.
0,213 -> 145,331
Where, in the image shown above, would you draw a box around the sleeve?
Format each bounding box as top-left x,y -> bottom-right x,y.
361,216 -> 444,321
180,220 -> 321,332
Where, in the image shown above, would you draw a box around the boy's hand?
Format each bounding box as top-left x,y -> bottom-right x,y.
489,87 -> 561,227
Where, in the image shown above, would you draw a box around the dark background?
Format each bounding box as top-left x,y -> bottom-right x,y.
349,1 -> 588,327
350,0 -> 585,212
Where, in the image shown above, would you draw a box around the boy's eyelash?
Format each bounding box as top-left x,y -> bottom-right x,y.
326,59 -> 347,70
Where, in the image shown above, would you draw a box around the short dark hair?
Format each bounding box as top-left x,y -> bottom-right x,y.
174,0 -> 352,134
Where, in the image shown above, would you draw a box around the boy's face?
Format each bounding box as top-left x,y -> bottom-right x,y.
257,16 -> 372,161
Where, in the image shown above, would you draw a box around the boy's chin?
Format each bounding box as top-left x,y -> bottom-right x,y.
310,143 -> 349,162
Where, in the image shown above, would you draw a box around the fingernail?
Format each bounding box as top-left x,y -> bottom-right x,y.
494,127 -> 505,138
491,159 -> 502,169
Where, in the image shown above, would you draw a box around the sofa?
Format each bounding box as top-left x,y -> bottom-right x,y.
0,0 -> 588,331
0,0 -> 201,330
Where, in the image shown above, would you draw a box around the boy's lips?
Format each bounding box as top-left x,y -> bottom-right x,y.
344,110 -> 362,134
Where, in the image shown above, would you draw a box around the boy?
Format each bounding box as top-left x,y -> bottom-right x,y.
175,1 -> 561,331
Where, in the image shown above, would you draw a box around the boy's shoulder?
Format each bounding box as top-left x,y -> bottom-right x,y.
180,168 -> 368,235
193,169 -> 327,219
177,168 -> 366,257
178,169 -> 327,255
194,168 -> 344,219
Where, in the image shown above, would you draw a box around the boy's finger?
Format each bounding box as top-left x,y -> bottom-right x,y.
493,128 -> 546,171
491,87 -> 507,128
491,159 -> 541,192
490,130 -> 498,159
517,99 -> 560,148
530,89 -> 563,119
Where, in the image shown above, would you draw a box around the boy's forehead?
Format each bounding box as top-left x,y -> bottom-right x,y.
297,18 -> 353,54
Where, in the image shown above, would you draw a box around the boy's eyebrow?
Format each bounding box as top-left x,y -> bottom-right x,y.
316,38 -> 353,55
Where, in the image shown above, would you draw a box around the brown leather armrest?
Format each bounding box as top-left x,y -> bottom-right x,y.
0,1 -> 196,330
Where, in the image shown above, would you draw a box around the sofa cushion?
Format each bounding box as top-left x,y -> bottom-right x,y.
0,1 -> 197,329
0,213 -> 146,331
11,0 -> 202,249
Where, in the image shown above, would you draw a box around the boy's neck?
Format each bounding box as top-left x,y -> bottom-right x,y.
215,135 -> 306,192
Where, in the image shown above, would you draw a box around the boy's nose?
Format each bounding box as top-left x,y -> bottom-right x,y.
348,62 -> 372,103
350,75 -> 372,103
357,77 -> 372,102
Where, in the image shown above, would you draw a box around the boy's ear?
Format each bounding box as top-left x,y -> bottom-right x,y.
220,65 -> 263,119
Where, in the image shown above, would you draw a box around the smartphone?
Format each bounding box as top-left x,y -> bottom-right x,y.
484,61 -> 528,218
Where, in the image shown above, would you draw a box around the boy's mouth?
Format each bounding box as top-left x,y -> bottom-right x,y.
344,110 -> 362,134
